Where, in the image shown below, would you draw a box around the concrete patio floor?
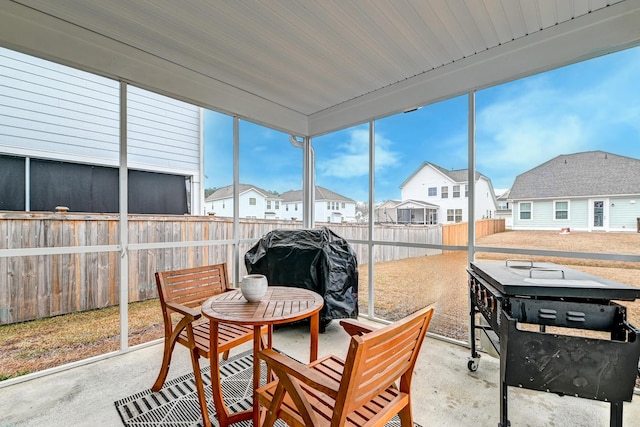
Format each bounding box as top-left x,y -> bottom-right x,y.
1,318 -> 639,427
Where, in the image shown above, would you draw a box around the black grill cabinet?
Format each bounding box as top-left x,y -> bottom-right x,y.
468,260 -> 640,427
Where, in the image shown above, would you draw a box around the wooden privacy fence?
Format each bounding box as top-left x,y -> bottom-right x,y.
0,213 -> 502,324
442,218 -> 506,248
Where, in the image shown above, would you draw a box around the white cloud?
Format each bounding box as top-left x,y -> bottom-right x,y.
476,49 -> 640,183
316,128 -> 401,178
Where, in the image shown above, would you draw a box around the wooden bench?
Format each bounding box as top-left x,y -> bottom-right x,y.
151,263 -> 266,427
256,306 -> 434,427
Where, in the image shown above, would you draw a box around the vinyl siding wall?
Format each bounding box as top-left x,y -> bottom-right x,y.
0,47 -> 203,212
0,47 -> 120,164
127,86 -> 200,173
609,197 -> 640,231
402,166 -> 497,224
513,198 -> 640,232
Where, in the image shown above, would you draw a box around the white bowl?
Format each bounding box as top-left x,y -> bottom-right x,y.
241,274 -> 268,302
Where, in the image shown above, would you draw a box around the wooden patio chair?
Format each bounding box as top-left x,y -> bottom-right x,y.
256,306 -> 434,427
151,263 -> 266,427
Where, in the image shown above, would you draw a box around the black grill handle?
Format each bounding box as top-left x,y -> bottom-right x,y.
505,259 -> 534,268
529,267 -> 565,279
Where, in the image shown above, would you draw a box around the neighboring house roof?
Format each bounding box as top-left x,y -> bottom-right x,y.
376,200 -> 402,209
205,184 -> 279,202
281,186 -> 355,203
497,189 -> 511,200
396,199 -> 439,209
400,162 -> 485,188
509,151 -> 640,200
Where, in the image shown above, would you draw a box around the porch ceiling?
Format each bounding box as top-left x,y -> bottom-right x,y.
1,0 -> 639,137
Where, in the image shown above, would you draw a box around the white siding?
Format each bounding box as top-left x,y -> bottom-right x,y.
127,86 -> 200,172
474,178 -> 498,220
206,196 -> 233,217
402,166 -> 441,202
610,197 -> 640,231
285,202 -> 302,220
0,47 -> 119,163
315,201 -> 356,223
0,47 -> 203,213
241,190 -> 266,218
402,165 -> 497,224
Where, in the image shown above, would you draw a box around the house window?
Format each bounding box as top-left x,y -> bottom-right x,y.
341,202 -> 345,208
275,201 -> 279,209
249,197 -> 256,206
441,186 -> 448,198
446,209 -> 462,222
428,187 -> 437,197
554,201 -> 569,220
519,202 -> 532,220
465,185 -> 468,198
286,205 -> 289,211
295,203 -> 298,211
453,185 -> 460,198
266,200 -> 272,209
327,202 -> 331,209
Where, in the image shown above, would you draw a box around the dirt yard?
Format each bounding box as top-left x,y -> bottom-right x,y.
360,231 -> 640,336
358,230 -> 640,388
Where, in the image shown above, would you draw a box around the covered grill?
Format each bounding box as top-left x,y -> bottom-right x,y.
468,260 -> 640,427
244,227 -> 358,330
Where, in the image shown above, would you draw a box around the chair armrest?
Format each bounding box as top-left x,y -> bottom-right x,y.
164,301 -> 201,321
339,319 -> 377,336
258,349 -> 339,398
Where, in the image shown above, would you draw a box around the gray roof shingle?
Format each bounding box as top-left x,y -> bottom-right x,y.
205,184 -> 279,201
509,151 -> 640,200
280,186 -> 354,203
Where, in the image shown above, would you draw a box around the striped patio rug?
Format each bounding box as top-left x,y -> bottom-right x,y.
115,350 -> 421,427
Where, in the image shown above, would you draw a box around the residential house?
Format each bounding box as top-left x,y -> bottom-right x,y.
400,162 -> 498,224
281,186 -> 357,223
495,189 -> 513,229
204,184 -> 282,219
509,151 -> 640,232
374,200 -> 401,224
0,47 -> 203,215
374,199 -> 439,225
205,185 -> 356,222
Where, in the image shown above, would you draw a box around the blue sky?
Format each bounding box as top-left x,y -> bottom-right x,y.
204,46 -> 640,203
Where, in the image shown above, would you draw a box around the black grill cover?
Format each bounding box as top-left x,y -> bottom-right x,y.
244,227 -> 358,326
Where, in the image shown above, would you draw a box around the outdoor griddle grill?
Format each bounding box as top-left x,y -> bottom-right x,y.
468,260 -> 640,427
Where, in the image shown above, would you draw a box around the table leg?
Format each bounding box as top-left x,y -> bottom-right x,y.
310,313 -> 319,362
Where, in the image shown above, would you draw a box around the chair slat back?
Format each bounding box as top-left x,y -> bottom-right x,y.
337,307 -> 434,420
156,264 -> 230,310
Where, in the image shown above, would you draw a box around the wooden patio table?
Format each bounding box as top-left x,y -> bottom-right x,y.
202,286 -> 324,427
